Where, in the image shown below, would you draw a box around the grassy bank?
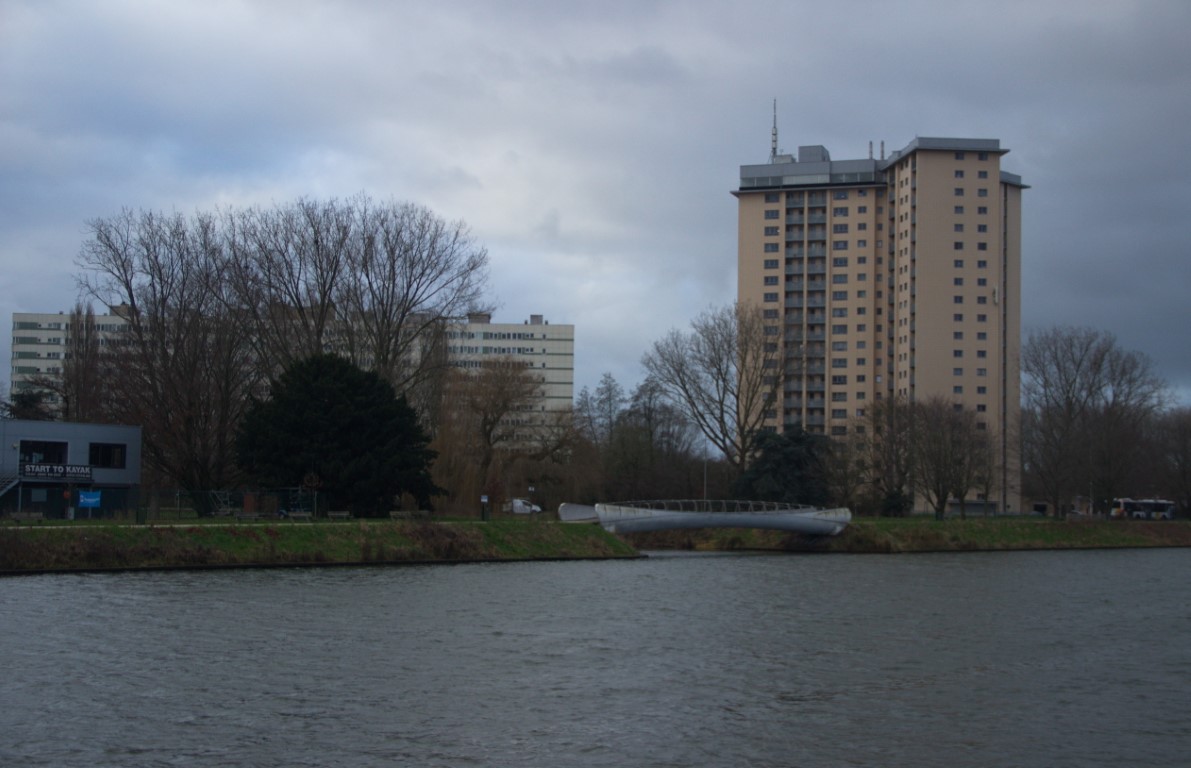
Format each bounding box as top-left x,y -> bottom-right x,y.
624,517 -> 1191,554
0,520 -> 639,574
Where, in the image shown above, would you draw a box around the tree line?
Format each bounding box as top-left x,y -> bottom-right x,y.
4,195 -> 1188,517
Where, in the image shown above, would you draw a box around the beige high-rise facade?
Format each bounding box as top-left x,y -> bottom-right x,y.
736,137 -> 1024,513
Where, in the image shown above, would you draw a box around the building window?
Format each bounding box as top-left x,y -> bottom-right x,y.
832,392 -> 848,402
977,206 -> 988,215
765,192 -> 780,203
954,170 -> 965,178
978,188 -> 989,197
977,277 -> 987,286
831,358 -> 847,368
977,332 -> 987,340
978,170 -> 989,179
764,276 -> 778,286
833,207 -> 849,217
831,409 -> 847,419
764,309 -> 779,319
955,151 -> 966,160
977,386 -> 987,394
89,443 -> 127,469
832,240 -> 848,250
833,224 -> 849,234
764,259 -> 779,269
954,188 -> 964,196
855,358 -> 867,366
764,226 -> 780,236
832,341 -> 848,351
977,350 -> 987,358
833,190 -> 849,200
832,257 -> 849,267
953,296 -> 964,304
954,242 -> 964,250
832,375 -> 848,385
832,324 -> 847,334
953,331 -> 964,340
954,313 -> 964,321
953,368 -> 964,376
765,209 -> 780,219
954,206 -> 964,214
764,242 -> 779,252
977,242 -> 988,251
764,292 -> 778,302
954,277 -> 964,286
953,349 -> 964,358
832,274 -> 849,284
831,308 -> 848,317
977,296 -> 988,304
977,368 -> 988,377
977,404 -> 987,412
977,314 -> 987,322
978,151 -> 989,161
954,224 -> 964,233
857,239 -> 867,248
977,259 -> 988,268
832,291 -> 848,301
954,259 -> 964,268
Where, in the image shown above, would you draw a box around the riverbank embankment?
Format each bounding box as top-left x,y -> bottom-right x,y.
5,517 -> 1190,574
623,517 -> 1191,553
0,520 -> 639,574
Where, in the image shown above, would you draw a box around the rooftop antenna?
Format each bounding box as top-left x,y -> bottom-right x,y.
770,99 -> 778,164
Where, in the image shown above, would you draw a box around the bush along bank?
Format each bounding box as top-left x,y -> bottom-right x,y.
623,517 -> 1191,554
0,520 -> 640,574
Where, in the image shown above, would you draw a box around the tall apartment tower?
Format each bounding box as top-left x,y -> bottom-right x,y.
736,137 -> 1025,513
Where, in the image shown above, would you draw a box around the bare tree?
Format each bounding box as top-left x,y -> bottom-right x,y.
642,302 -> 782,474
1022,326 -> 1166,517
431,357 -> 555,511
1154,407 -> 1191,516
221,196 -> 490,404
860,395 -> 915,516
911,397 -> 992,520
338,199 -> 490,395
222,198 -> 353,373
822,427 -> 870,512
78,209 -> 260,514
27,303 -> 111,422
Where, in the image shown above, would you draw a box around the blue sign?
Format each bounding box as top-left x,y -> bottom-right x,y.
79,491 -> 101,509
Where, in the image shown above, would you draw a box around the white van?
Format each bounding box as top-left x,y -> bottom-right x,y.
503,498 -> 542,515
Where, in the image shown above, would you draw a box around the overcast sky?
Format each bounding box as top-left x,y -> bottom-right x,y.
3,0 -> 1190,403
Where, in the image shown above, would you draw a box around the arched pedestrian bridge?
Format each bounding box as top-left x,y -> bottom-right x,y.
559,500 -> 851,536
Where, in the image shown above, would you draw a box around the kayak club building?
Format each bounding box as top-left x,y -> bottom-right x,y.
0,419 -> 141,519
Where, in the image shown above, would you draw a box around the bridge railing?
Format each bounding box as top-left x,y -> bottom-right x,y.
607,500 -> 821,515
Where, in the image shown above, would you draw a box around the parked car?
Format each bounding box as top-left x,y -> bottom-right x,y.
502,498 -> 542,515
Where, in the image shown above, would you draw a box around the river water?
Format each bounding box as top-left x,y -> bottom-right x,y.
2,549 -> 1189,767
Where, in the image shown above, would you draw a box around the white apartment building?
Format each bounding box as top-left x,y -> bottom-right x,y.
12,308 -> 575,418
444,313 -> 575,412
9,309 -> 129,409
